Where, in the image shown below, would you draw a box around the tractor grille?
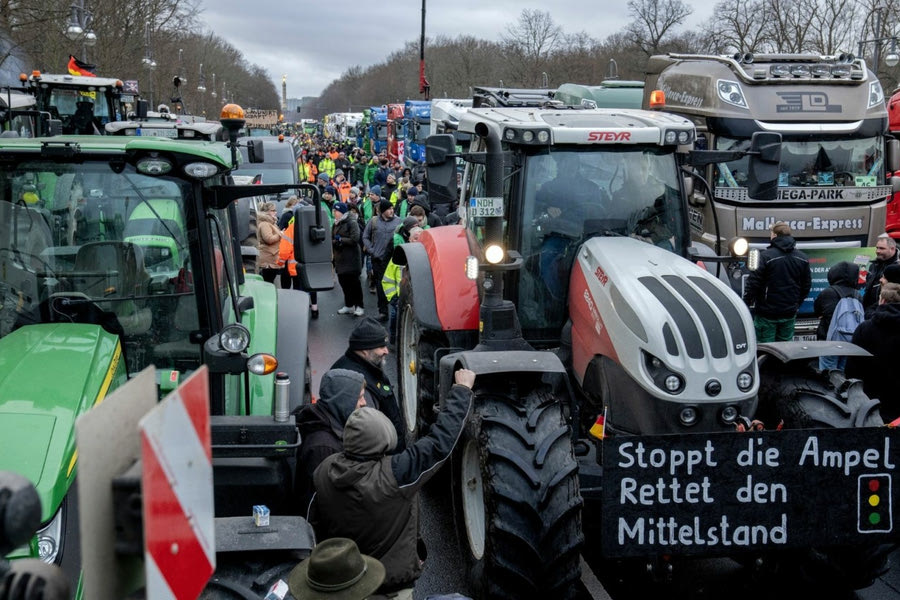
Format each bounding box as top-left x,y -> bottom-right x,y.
638,275 -> 749,359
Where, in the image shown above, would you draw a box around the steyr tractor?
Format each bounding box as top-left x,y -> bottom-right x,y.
0,103 -> 333,596
394,103 -> 899,598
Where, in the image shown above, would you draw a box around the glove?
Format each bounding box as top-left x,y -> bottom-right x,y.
335,234 -> 341,242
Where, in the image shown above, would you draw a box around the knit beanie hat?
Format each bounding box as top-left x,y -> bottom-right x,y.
349,317 -> 388,350
406,186 -> 418,197
333,202 -> 349,214
369,185 -> 381,197
883,262 -> 900,284
379,199 -> 393,214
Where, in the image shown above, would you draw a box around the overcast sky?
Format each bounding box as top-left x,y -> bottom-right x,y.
201,1 -> 712,99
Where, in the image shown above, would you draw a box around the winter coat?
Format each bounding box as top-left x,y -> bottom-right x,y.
862,250 -> 899,317
294,369 -> 365,513
363,213 -> 401,261
332,213 -> 362,275
845,302 -> 900,420
743,235 -> 812,319
256,212 -> 282,270
311,383 -> 473,593
814,261 -> 861,340
331,349 -> 405,454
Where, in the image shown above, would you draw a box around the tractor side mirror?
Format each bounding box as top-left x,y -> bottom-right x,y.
425,134 -> 458,206
247,138 -> 264,163
746,131 -> 781,201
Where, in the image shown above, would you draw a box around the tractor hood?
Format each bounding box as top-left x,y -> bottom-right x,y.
569,236 -> 758,403
0,323 -> 125,519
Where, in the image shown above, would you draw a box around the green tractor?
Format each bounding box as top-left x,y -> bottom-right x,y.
0,103 -> 333,595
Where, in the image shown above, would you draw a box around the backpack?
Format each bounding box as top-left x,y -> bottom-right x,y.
826,295 -> 864,342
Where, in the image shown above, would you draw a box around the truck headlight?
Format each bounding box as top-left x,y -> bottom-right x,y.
729,236 -> 749,257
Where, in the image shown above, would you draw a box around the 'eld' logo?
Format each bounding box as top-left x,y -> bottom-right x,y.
775,91 -> 841,113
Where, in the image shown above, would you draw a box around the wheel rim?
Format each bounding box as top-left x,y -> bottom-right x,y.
461,438 -> 486,560
399,304 -> 418,433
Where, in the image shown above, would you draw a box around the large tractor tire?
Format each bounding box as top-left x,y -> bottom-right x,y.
755,367 -> 891,590
452,386 -> 583,599
396,292 -> 447,444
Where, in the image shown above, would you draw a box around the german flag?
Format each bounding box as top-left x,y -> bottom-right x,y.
67,55 -> 96,77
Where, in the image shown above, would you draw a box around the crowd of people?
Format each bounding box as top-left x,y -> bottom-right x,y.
255,138 -> 473,599
744,222 -> 899,420
258,140 -> 450,324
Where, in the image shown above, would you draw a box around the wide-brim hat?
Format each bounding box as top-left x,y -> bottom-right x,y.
288,538 -> 385,600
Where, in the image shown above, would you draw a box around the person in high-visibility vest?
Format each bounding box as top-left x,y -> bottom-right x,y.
279,214 -> 320,318
382,224 -> 422,344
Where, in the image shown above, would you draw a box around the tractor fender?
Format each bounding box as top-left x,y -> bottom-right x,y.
436,349 -> 567,408
276,288 -> 311,412
757,340 -> 871,365
394,225 -> 479,331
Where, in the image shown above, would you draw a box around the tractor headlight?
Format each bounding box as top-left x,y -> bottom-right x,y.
644,351 -> 684,395
220,323 -> 251,354
37,505 -> 64,564
484,244 -> 504,264
729,236 -> 749,257
737,371 -> 754,392
720,405 -> 739,425
679,406 -> 699,427
664,375 -> 682,392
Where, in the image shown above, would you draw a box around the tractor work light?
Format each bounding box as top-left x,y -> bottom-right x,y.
484,244 -> 504,264
790,65 -> 811,78
136,156 -> 173,176
770,65 -> 791,78
501,127 -> 551,145
184,161 -> 220,179
811,64 -> 832,78
465,255 -> 479,280
220,323 -> 251,354
247,353 -> 278,375
716,80 -> 747,108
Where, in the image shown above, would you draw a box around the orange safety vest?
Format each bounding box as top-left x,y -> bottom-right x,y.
336,180 -> 352,202
278,221 -> 298,277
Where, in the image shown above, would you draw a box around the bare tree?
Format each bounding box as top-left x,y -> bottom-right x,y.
500,9 -> 563,87
706,0 -> 771,53
626,0 -> 693,55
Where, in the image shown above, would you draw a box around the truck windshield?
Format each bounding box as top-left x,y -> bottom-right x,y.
45,88 -> 112,121
0,161 -> 201,378
517,146 -> 686,336
376,123 -> 388,141
715,136 -> 883,190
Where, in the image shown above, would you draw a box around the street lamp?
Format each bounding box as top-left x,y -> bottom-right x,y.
141,23 -> 157,106
858,6 -> 900,72
211,73 -> 217,99
65,0 -> 96,61
197,64 -> 206,93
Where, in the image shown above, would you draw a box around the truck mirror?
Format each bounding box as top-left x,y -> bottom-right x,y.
746,131 -> 781,201
136,99 -> 148,120
425,134 -> 458,206
886,138 -> 900,173
247,139 -> 265,163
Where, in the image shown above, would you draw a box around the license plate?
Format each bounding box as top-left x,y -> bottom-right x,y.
469,196 -> 504,217
139,127 -> 177,138
793,334 -> 817,341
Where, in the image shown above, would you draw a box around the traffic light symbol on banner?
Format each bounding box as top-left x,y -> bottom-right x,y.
858,474 -> 893,533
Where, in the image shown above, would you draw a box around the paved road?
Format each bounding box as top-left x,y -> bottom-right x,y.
306,281 -> 900,600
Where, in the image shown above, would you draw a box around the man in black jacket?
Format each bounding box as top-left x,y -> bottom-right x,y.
743,221 -> 812,342
862,233 -> 899,318
311,368 -> 476,597
294,368 -> 366,513
846,282 -> 900,421
331,317 -> 406,452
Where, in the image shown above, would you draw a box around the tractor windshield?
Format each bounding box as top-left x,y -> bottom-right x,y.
0,161 -> 203,378
517,146 -> 686,336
